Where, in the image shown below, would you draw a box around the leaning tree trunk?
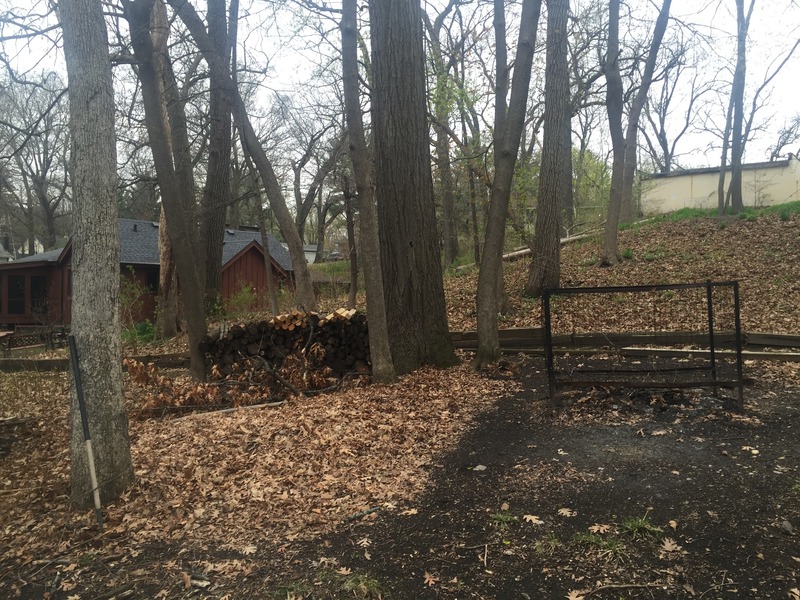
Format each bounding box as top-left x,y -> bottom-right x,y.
167,0 -> 317,311
61,0 -> 134,508
474,0 -> 542,367
340,0 -> 395,382
525,0 -> 570,297
126,0 -> 208,380
370,0 -> 456,374
600,0 -> 671,265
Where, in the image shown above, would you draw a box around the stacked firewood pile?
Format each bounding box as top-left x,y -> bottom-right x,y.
201,308 -> 371,379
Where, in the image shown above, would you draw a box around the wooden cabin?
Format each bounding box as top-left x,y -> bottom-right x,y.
0,219 -> 293,328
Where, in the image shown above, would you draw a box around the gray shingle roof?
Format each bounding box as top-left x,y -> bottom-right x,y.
119,219 -> 293,272
11,248 -> 63,263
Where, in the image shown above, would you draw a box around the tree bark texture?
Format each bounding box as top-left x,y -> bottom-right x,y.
126,0 -> 208,380
200,0 -> 233,311
428,31 -> 458,267
474,0 -> 542,367
60,0 -> 134,508
525,0 -> 570,298
369,0 -> 456,375
341,0 -> 395,382
167,0 -> 317,311
152,0 -> 181,339
344,188 -> 359,310
600,0 -> 671,265
157,206 -> 179,338
620,0 -> 671,223
729,0 -> 753,214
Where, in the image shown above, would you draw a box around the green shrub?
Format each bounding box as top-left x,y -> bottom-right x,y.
123,320 -> 155,344
225,281 -> 257,317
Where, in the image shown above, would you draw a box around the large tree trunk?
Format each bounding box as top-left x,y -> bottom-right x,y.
126,0 -> 207,380
370,0 -> 456,375
426,5 -> 461,268
600,0 -> 625,266
156,206 -> 179,338
729,0 -> 753,214
152,0 -> 180,339
340,0 -> 395,382
525,0 -> 570,297
167,0 -> 317,311
61,0 -> 134,508
344,186 -> 359,310
600,0 -> 671,265
474,0 -> 542,367
717,93 -> 734,214
200,0 -> 233,311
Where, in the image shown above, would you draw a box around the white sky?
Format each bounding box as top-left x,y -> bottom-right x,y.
1,0 -> 799,172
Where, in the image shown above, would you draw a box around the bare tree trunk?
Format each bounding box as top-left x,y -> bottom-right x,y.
340,0 -> 395,382
370,0 -> 455,375
344,185 -> 358,310
717,92 -> 735,214
434,122 -> 459,267
200,0 -> 232,311
257,207 -> 280,315
126,0 -> 207,380
600,0 -> 671,265
525,0 -> 570,297
729,0 -> 755,214
156,207 -> 179,338
152,0 -> 180,339
426,7 -> 461,268
61,0 -> 134,508
474,0 -> 542,367
167,0 -> 317,311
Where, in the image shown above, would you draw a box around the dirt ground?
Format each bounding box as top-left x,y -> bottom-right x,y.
1,355 -> 798,599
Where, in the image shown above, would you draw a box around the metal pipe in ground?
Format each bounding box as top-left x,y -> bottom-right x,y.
68,335 -> 103,530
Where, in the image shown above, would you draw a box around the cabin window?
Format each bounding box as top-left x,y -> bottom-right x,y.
31,276 -> 48,316
8,275 -> 25,315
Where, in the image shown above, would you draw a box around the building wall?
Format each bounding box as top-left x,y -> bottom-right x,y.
221,246 -> 283,310
641,157 -> 800,214
0,265 -> 66,327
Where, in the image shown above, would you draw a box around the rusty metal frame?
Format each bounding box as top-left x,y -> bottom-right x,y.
542,281 -> 744,410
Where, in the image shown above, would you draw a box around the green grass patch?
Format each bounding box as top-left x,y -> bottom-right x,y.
761,200 -> 800,220
573,532 -> 628,562
310,260 -> 352,278
533,534 -> 562,556
490,511 -> 519,529
274,568 -> 387,599
622,513 -> 663,539
122,320 -> 155,344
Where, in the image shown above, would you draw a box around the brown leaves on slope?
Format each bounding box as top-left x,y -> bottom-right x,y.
445,215 -> 800,335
